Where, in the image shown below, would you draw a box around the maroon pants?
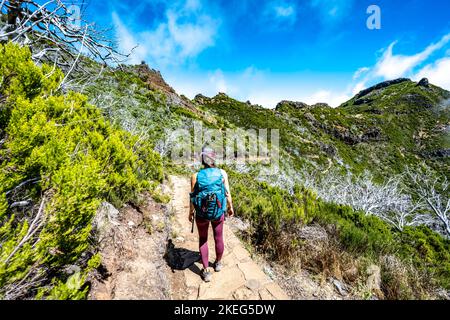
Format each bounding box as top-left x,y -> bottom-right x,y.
196,214 -> 225,269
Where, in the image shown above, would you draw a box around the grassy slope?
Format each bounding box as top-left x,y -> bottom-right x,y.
0,44 -> 164,299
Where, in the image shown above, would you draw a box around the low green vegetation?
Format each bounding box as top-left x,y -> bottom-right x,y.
0,43 -> 163,299
199,84 -> 449,181
227,171 -> 450,299
83,58 -> 449,299
1,38 -> 448,301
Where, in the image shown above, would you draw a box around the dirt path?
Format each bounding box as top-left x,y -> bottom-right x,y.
167,175 -> 289,300
89,198 -> 171,300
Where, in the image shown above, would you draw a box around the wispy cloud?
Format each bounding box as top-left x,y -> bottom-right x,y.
113,0 -> 219,66
274,5 -> 295,18
351,33 -> 450,94
353,67 -> 370,80
374,34 -> 450,79
112,12 -> 147,64
208,69 -> 238,95
263,0 -> 298,27
310,0 -> 355,23
415,56 -> 450,90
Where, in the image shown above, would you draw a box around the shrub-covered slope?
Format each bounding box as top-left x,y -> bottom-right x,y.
0,43 -> 163,299
80,61 -> 450,299
1,40 -> 448,300
194,79 -> 449,180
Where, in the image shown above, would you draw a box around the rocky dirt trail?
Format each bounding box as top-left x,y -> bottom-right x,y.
89,175 -> 348,300
88,197 -> 172,300
167,175 -> 289,300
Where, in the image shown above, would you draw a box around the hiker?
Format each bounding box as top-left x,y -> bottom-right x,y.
189,146 -> 234,282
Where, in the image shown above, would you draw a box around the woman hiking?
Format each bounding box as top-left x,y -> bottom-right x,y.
189,146 -> 234,282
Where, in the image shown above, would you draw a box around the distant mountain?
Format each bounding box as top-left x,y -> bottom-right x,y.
189,78 -> 449,180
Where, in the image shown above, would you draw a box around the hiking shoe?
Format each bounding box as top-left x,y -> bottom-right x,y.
213,261 -> 223,272
201,269 -> 212,282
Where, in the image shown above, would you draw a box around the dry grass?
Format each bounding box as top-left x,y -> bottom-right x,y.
379,255 -> 435,300
248,223 -> 443,300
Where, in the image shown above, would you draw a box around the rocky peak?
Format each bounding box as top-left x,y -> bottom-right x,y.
311,103 -> 331,109
134,62 -> 176,94
355,78 -> 411,100
275,100 -> 310,111
193,94 -> 210,105
131,62 -> 201,113
215,92 -> 229,99
417,78 -> 429,88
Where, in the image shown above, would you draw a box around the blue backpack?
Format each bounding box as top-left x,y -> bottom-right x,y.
190,168 -> 227,221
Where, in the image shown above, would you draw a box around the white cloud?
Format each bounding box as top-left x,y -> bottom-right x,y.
415,57 -> 450,90
264,1 -> 297,25
353,67 -> 370,80
208,69 -> 236,94
166,10 -> 217,58
184,0 -> 201,11
303,90 -> 350,107
310,0 -> 354,22
112,12 -> 147,64
352,81 -> 366,95
112,0 -> 219,67
274,4 -> 295,18
350,33 -> 450,95
374,34 -> 450,79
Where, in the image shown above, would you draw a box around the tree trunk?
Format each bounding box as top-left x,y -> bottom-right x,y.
7,0 -> 23,26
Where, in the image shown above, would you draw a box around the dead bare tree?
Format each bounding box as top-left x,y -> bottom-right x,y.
407,168 -> 450,237
299,168 -> 426,231
0,0 -> 131,88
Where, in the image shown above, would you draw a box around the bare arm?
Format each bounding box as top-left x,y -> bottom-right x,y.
221,170 -> 234,216
188,173 -> 197,222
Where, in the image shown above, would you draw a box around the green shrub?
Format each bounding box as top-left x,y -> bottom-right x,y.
398,226 -> 450,289
0,42 -> 163,299
229,170 -> 450,296
37,272 -> 89,300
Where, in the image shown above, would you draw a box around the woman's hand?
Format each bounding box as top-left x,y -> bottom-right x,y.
227,207 -> 234,217
188,212 -> 194,222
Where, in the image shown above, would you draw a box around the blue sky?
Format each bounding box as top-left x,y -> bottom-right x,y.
83,0 -> 450,107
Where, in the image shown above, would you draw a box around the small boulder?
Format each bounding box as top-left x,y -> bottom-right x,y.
312,103 -> 331,108
332,278 -> 347,296
64,264 -> 81,275
93,202 -> 120,242
193,94 -> 209,105
366,264 -> 383,298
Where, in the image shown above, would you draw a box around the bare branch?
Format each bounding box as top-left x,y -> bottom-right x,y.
5,196 -> 46,264
1,0 -> 130,82
5,177 -> 40,196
